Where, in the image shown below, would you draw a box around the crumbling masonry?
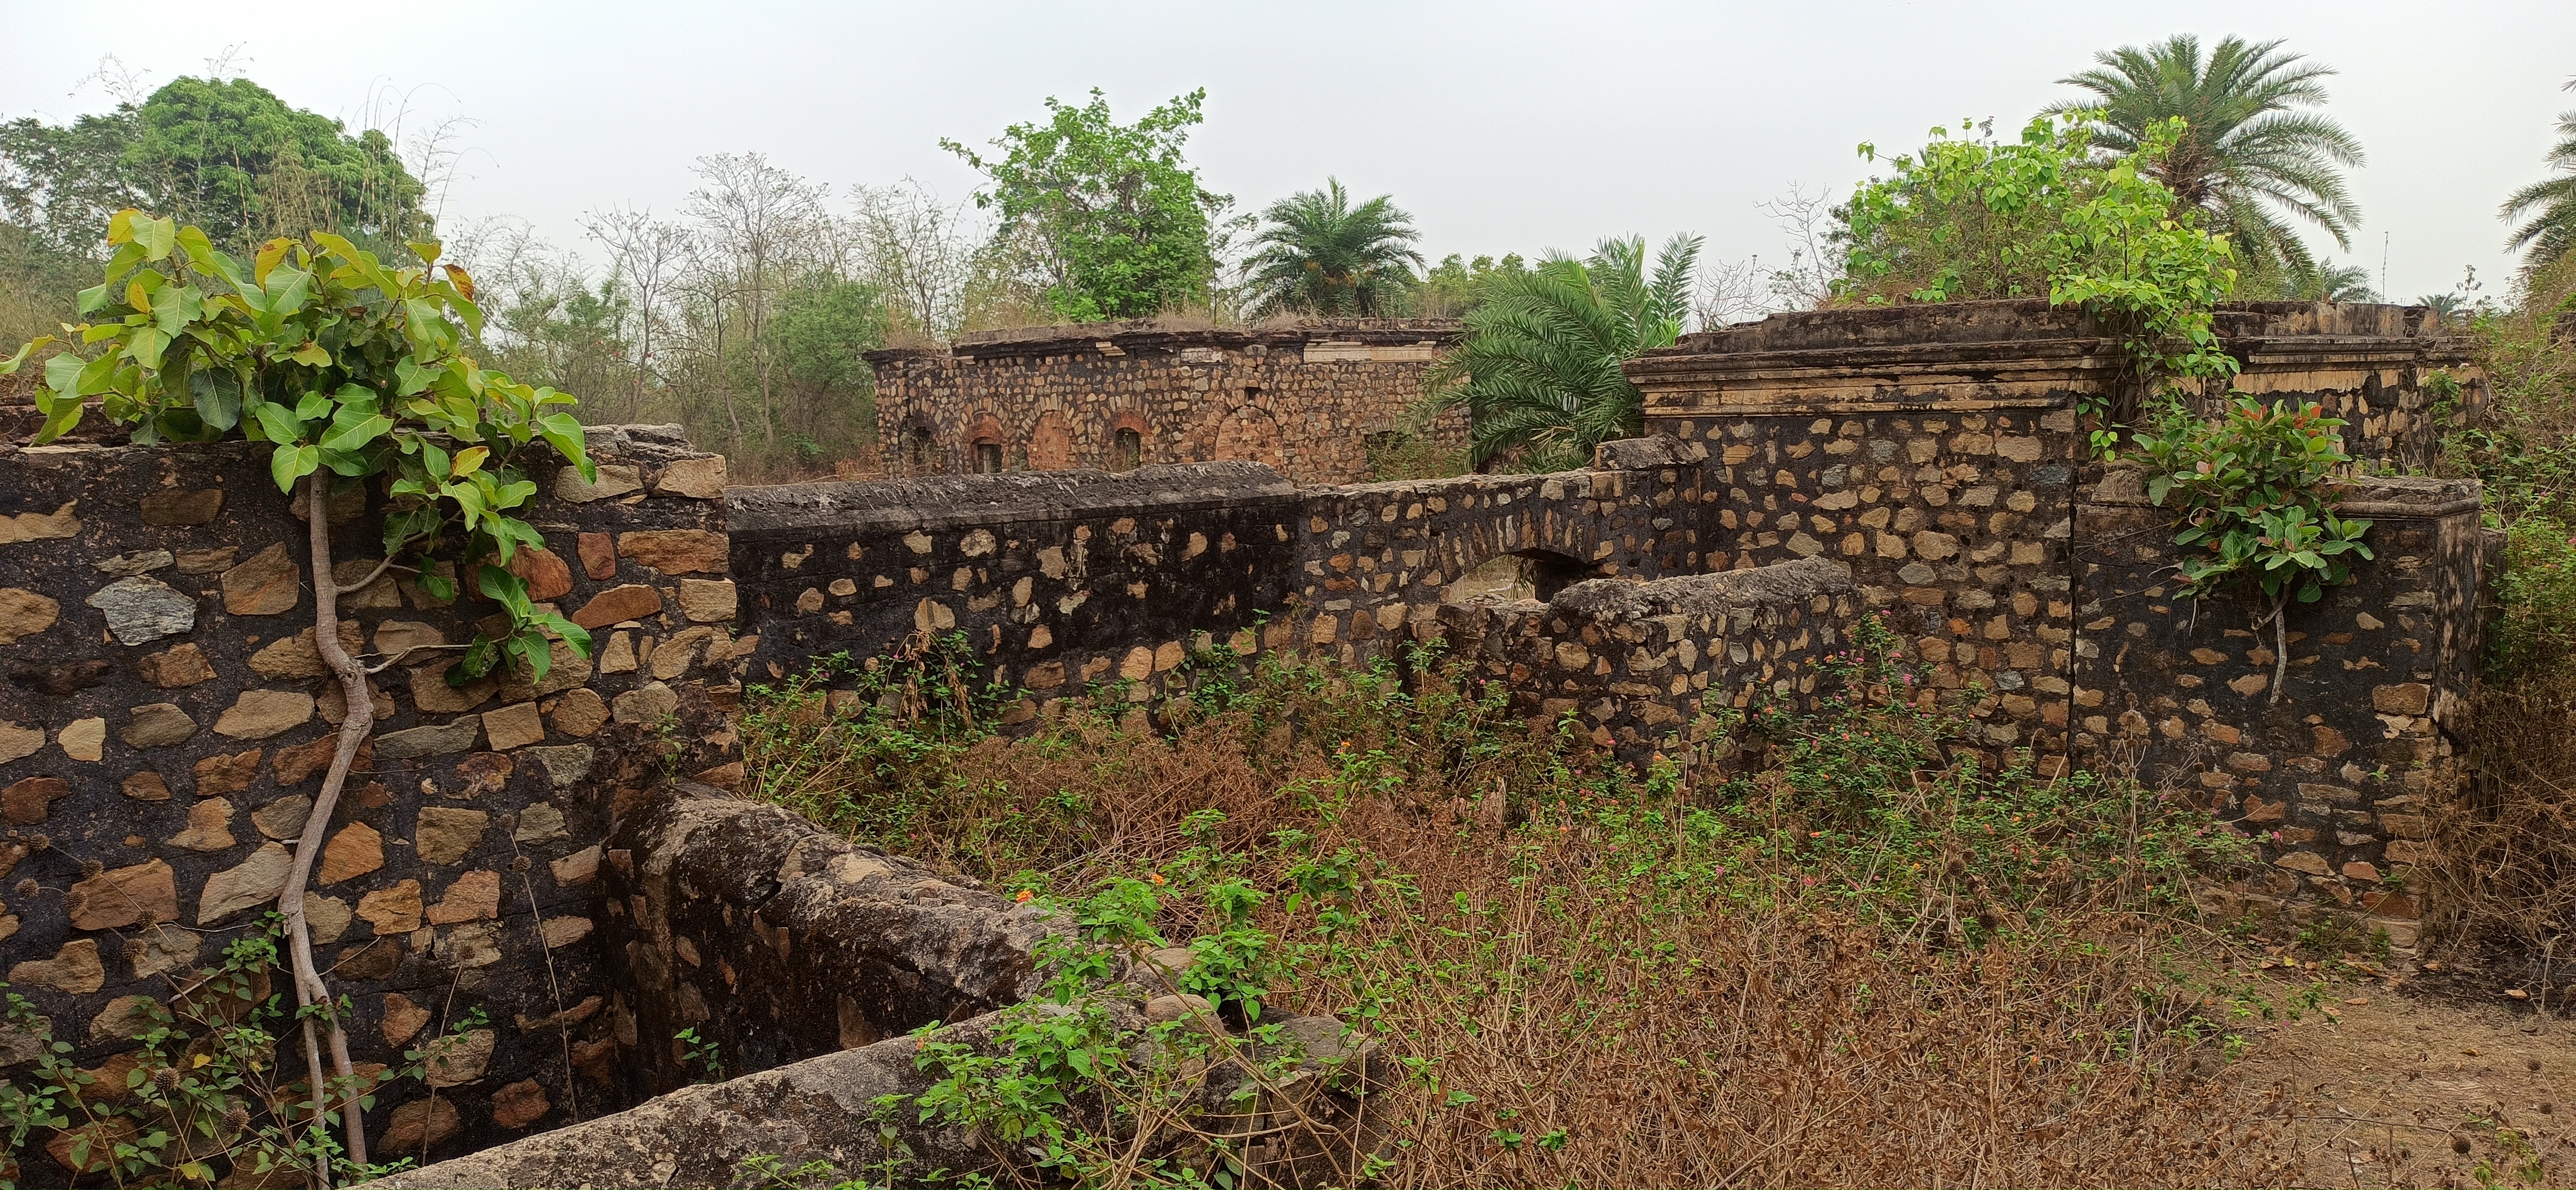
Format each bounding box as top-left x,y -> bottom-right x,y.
0,300 -> 2489,1184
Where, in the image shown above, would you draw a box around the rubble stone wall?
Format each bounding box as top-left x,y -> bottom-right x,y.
867,319 -> 1467,484
726,436 -> 1708,718
0,426 -> 741,1180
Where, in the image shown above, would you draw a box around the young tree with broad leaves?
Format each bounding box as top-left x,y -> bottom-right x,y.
2,209 -> 594,1181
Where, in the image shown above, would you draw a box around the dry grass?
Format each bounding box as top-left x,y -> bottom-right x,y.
743,642 -> 2309,1187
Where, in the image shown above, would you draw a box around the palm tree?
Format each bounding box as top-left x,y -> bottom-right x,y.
2047,35 -> 2365,296
2286,258 -> 2375,303
1240,179 -> 1424,316
2500,80 -> 2576,267
1426,233 -> 1701,472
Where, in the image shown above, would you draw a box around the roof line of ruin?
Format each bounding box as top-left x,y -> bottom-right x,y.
865,316 -> 1463,365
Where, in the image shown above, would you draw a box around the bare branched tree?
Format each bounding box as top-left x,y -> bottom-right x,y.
849,179 -> 980,343
586,206 -> 691,419
685,153 -> 830,452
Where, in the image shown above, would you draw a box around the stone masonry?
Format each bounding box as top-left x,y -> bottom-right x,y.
0,426 -> 740,1183
867,318 -> 1466,482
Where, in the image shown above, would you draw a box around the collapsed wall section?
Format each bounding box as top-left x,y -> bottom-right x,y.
0,427 -> 738,1181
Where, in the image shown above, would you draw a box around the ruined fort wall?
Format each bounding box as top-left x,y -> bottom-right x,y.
726,437 -> 1706,715
867,319 -> 1467,484
0,427 -> 740,1178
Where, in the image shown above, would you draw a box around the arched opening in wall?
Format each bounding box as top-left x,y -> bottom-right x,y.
1210,406 -> 1285,469
963,412 -> 1008,475
897,422 -> 939,475
1027,411 -> 1075,470
1104,409 -> 1153,471
974,440 -> 1004,474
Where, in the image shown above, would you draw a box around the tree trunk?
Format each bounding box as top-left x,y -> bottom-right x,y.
281,474 -> 373,1178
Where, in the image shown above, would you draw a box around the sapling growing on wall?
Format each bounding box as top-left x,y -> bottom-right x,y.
0,209 -> 595,1179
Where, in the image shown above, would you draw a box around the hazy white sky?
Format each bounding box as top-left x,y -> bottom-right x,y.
8,1 -> 2570,305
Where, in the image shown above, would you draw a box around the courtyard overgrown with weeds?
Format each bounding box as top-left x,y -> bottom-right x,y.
734,619 -> 2348,1188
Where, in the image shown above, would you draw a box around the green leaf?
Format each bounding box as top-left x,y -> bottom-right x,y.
136,216 -> 178,262
270,444 -> 320,492
253,401 -> 304,445
321,414 -> 393,453
409,240 -> 443,266
289,341 -> 331,368
44,350 -> 83,396
295,391 -> 331,421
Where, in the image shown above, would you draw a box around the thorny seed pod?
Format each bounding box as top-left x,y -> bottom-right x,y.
80,859 -> 104,879
14,877 -> 36,898
512,855 -> 532,872
153,1067 -> 180,1091
2453,1136 -> 2472,1154
225,1104 -> 251,1131
26,834 -> 48,852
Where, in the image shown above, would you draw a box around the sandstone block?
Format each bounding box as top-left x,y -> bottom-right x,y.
219,543 -> 301,616
94,549 -> 173,577
412,664 -> 497,713
251,793 -> 314,840
515,802 -> 569,845
384,1099 -> 461,1150
139,487 -> 223,525
2,776 -> 69,824
0,500 -> 79,543
120,703 -> 198,749
90,996 -> 162,1041
526,744 -> 597,790
540,916 -> 593,949
556,464 -> 642,503
166,797 -> 238,851
120,770 -> 172,801
416,807 -> 491,865
67,860 -> 178,929
58,716 -> 105,761
426,869 -> 501,924
508,547 -> 575,601
2371,684 -> 2431,715
194,748 -> 263,797
653,455 -> 728,499
613,682 -> 680,725
551,845 -> 602,886
197,843 -> 295,923
617,529 -> 727,575
578,532 -> 617,579
358,880 -> 425,934
320,822 -> 386,884
480,702 -> 547,752
383,993 -> 433,1047
138,643 -> 217,688
571,583 -> 663,630
8,939 -> 104,993
0,723 -> 41,764
0,588 -> 60,645
550,689 -> 609,738
376,719 -> 484,759
491,1078 -> 552,1129
213,690 -> 314,739
248,624 -> 364,680
422,1027 -> 497,1086
680,579 -> 738,622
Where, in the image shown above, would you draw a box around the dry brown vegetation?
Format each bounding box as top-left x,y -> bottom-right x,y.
741,636 -> 2334,1187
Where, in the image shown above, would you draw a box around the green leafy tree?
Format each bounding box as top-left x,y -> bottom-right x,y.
943,89 -> 1227,321
2045,35 -> 2364,296
765,274 -> 885,461
1239,178 -> 1423,316
1411,252 -> 1530,318
1838,114 -> 2241,452
2135,398 -> 2373,704
0,210 -> 596,1173
125,77 -> 428,251
1426,233 -> 1700,472
2500,81 -> 2576,267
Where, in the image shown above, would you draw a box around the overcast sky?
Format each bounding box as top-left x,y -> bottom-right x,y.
8,1 -> 2571,305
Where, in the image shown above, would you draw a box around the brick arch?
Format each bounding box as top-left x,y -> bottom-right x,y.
963,412 -> 1008,474
1103,409 -> 1154,471
1027,411 -> 1076,471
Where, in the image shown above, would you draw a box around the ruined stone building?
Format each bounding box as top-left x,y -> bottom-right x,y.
864,318 -> 1466,483
0,300 -> 2494,1186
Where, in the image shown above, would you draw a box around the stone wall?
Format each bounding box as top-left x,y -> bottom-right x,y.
2069,471 -> 2488,945
727,436 -> 1707,718
867,319 -> 1466,484
1435,558 -> 1860,753
0,426 -> 740,1182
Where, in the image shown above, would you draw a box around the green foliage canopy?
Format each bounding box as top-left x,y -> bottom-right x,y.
2046,35 -> 2364,297
1240,178 -> 1423,316
944,89 -> 1226,321
1837,114 -> 2241,452
1426,233 -> 1700,472
2501,100 -> 2576,267
0,210 -> 593,682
